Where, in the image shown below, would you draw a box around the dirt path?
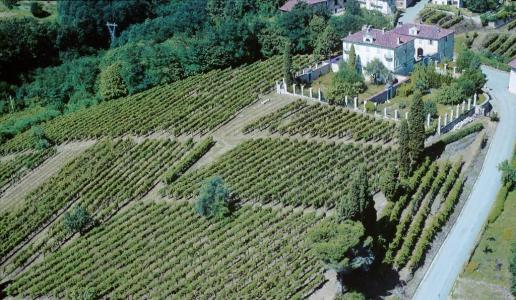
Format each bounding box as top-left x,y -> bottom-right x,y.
308,269 -> 341,300
0,140 -> 96,212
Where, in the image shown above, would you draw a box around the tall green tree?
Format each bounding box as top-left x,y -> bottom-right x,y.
408,90 -> 426,168
327,63 -> 366,103
196,176 -> 232,220
348,44 -> 357,70
398,119 -> 411,178
98,63 -> 128,101
337,164 -> 374,224
1,0 -> 18,9
283,40 -> 293,86
313,24 -> 339,62
364,58 -> 393,85
380,162 -> 398,201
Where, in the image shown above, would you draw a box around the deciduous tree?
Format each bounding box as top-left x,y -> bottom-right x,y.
63,205 -> 93,235
98,63 -> 128,101
196,176 -> 233,219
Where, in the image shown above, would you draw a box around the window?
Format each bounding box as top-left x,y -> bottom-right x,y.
429,40 -> 433,45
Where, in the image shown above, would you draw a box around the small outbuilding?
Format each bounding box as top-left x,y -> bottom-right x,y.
509,59 -> 516,95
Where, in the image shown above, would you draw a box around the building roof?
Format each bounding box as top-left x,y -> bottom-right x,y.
509,59 -> 516,69
343,28 -> 415,49
279,0 -> 327,12
391,23 -> 454,40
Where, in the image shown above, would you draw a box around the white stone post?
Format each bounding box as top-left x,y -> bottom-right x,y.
293,84 -> 296,95
363,100 -> 367,112
427,113 -> 431,128
462,101 -> 465,113
468,98 -> 471,110
354,97 -> 358,110
283,78 -> 286,90
318,88 -> 321,102
450,109 -> 454,121
345,96 -> 349,106
473,93 -> 477,106
444,113 -> 448,126
444,64 -> 448,72
384,107 -> 387,118
437,116 -> 441,135
301,85 -> 304,97
276,82 -> 280,94
309,88 -> 313,99
405,111 -> 409,120
434,60 -> 438,70
456,104 -> 460,118
395,109 -> 399,120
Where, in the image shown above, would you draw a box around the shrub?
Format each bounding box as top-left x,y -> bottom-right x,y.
30,2 -> 50,18
63,206 -> 93,235
98,63 -> 128,101
396,83 -> 413,97
196,176 -> 232,220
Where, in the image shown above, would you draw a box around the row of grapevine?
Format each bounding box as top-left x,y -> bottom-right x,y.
0,148 -> 55,192
7,202 -> 326,299
481,33 -> 516,60
244,101 -> 397,143
0,56 -> 311,154
167,138 -> 396,208
407,164 -> 464,271
392,162 -> 451,269
384,161 -> 438,264
0,139 -> 193,260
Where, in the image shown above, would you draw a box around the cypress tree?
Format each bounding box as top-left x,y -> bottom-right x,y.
337,164 -> 373,224
408,90 -> 426,168
348,44 -> 357,70
283,40 -> 293,87
380,162 -> 398,201
398,119 -> 411,178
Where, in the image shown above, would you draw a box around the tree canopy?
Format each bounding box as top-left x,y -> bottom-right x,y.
196,176 -> 233,220
327,64 -> 366,104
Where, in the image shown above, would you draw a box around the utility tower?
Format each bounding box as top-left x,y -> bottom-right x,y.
106,22 -> 118,44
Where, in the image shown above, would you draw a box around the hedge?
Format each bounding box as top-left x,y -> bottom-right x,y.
440,122 -> 484,145
487,184 -> 509,224
162,137 -> 215,184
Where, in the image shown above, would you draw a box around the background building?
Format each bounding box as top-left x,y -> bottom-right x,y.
357,0 -> 396,15
432,0 -> 463,8
395,0 -> 416,9
279,0 -> 346,14
342,26 -> 415,75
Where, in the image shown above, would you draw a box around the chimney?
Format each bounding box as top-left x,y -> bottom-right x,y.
397,37 -> 402,45
382,27 -> 386,34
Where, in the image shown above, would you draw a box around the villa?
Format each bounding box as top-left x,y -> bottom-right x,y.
509,59 -> 516,94
342,26 -> 415,75
391,23 -> 455,61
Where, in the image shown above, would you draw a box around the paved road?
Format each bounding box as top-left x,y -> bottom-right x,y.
399,0 -> 430,24
413,67 -> 516,299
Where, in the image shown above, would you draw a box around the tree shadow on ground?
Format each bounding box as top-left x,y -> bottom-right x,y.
342,264 -> 400,299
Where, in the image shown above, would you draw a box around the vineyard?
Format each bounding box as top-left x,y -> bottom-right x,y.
383,160 -> 464,272
6,201 -> 326,299
419,8 -> 463,29
480,33 -> 516,60
0,148 -> 55,192
243,100 -> 397,143
167,138 -> 396,208
0,139 -> 194,261
0,56 -> 309,154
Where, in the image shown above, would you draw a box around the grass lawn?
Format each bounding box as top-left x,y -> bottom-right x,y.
309,72 -> 387,101
451,187 -> 515,299
0,1 -> 57,22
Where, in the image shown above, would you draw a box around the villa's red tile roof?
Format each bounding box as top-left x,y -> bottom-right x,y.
391,23 -> 454,40
279,0 -> 327,12
343,28 -> 415,49
509,59 -> 516,69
